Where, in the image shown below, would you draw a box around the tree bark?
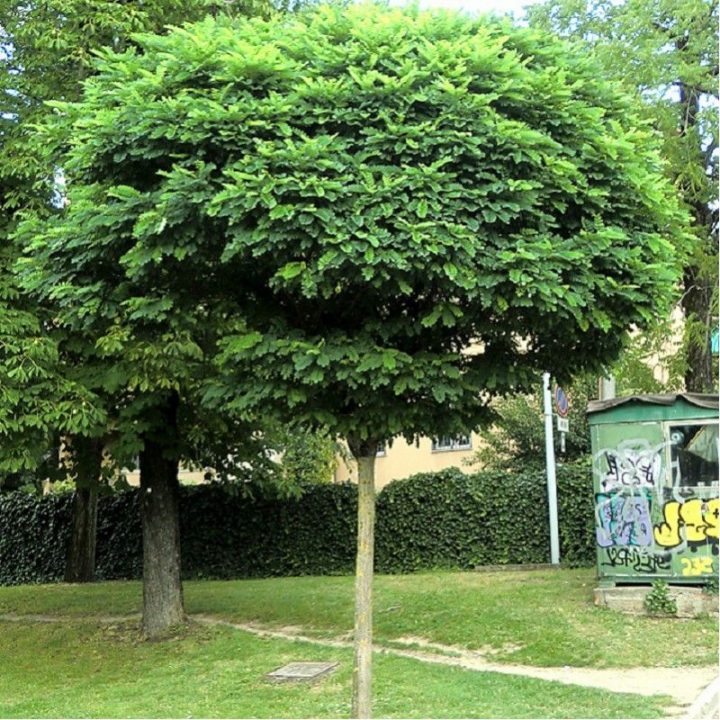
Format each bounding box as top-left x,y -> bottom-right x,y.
682,262 -> 715,393
64,436 -> 102,583
676,49 -> 716,393
348,437 -> 378,720
139,393 -> 185,638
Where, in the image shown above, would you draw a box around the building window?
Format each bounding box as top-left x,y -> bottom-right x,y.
431,435 -> 472,452
376,441 -> 387,457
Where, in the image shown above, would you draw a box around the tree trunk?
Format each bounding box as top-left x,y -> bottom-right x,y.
676,59 -> 716,393
139,394 -> 185,638
682,262 -> 715,393
64,436 -> 102,583
348,437 -> 378,720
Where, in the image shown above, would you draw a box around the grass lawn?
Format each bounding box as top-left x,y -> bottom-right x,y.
0,619 -> 672,719
0,568 -> 715,718
1,567 -> 716,667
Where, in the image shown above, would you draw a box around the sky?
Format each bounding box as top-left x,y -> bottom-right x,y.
415,0 -> 538,19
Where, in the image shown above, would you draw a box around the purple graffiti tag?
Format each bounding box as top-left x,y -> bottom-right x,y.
596,492 -> 653,548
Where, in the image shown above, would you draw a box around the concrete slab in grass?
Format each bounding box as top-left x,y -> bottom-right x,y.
266,661 -> 339,683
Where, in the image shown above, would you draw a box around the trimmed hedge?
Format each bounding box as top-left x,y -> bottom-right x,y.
376,465 -> 594,572
0,465 -> 594,586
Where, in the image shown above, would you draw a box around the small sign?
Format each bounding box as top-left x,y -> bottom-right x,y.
554,386 -> 570,417
557,417 -> 569,433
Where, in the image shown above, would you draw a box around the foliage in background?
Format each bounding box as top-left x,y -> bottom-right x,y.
608,324 -> 685,395
265,425 -> 345,488
528,0 -> 719,393
0,464 -> 595,586
472,338 -> 695,477
472,375 -> 595,471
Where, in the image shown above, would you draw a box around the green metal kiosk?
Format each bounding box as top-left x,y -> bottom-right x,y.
587,393 -> 718,586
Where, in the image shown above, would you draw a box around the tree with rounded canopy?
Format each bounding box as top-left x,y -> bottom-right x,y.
17,3 -> 687,715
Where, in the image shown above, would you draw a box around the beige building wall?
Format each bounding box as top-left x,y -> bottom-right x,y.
333,433 -> 483,490
122,436 -> 481,490
123,468 -> 207,487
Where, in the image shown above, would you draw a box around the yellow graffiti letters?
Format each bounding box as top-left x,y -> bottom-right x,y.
653,501 -> 682,548
681,557 -> 714,576
654,498 -> 719,549
703,498 -> 719,541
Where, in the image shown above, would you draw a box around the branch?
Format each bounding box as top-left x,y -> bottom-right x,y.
704,137 -> 718,167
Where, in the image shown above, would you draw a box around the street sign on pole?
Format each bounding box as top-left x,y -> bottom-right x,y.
557,417 -> 569,433
554,385 -> 569,417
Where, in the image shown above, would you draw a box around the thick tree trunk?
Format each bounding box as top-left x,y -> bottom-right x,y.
676,64 -> 716,393
139,394 -> 185,638
64,436 -> 102,583
348,438 -> 378,720
682,262 -> 715,393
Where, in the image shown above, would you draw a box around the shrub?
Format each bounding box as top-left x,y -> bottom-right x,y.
0,465 -> 594,586
376,463 -> 594,572
0,492 -> 73,585
644,580 -> 678,616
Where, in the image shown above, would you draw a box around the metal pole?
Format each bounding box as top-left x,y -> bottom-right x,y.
599,375 -> 616,401
543,372 -> 560,565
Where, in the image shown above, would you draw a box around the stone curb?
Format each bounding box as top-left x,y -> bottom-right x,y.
683,675 -> 720,720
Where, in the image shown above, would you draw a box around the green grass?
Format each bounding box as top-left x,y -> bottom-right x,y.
0,619 -> 671,719
1,568 -> 716,667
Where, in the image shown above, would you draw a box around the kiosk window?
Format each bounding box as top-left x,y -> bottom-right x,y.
668,423 -> 719,487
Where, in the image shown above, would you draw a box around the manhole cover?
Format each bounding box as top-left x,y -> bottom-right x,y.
266,661 -> 339,683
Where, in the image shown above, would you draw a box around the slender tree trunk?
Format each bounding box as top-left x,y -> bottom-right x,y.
348,437 -> 378,720
64,436 -> 102,583
139,393 -> 185,638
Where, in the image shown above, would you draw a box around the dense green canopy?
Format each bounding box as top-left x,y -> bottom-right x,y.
17,3 -> 687,445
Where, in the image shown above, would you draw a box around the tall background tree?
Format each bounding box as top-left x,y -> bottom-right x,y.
17,3 -> 689,713
1,0 -> 303,590
528,0 -> 719,393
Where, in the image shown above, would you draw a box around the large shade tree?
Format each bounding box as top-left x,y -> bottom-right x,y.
528,0 -> 719,392
18,3 -> 687,713
1,0 -> 294,587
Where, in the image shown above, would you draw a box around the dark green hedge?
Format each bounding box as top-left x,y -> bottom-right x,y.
376,464 -> 594,572
0,464 -> 594,586
0,492 -> 73,585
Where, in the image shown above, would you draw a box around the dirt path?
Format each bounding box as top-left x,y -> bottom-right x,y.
190,615 -> 717,707
3,612 -> 717,709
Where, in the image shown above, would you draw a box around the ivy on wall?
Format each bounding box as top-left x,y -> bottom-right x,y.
0,466 -> 594,586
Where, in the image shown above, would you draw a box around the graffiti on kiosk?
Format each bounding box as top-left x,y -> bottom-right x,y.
596,492 -> 653,548
653,498 -> 719,553
594,423 -> 719,579
601,547 -> 671,574
599,443 -> 663,491
681,557 -> 715,576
